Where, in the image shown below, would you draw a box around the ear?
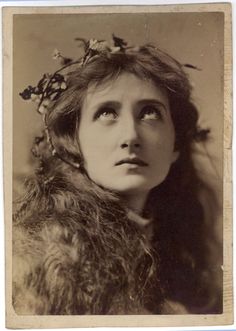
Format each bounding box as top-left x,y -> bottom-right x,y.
171,150 -> 180,164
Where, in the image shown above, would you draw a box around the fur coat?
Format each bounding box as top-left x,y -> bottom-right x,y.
12,172 -> 188,315
12,206 -> 187,315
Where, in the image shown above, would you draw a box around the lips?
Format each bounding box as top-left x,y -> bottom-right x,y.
115,157 -> 148,167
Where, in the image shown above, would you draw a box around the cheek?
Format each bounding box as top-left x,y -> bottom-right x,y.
146,125 -> 177,170
79,132 -> 112,168
147,125 -> 175,152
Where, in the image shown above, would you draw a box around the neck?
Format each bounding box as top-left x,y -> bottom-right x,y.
122,191 -> 148,215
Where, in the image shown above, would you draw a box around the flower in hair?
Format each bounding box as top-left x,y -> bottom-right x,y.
88,39 -> 109,52
52,48 -> 61,60
19,34 -> 127,115
20,71 -> 67,114
52,48 -> 73,66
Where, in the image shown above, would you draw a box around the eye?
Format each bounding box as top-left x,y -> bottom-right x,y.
140,105 -> 163,121
94,107 -> 118,122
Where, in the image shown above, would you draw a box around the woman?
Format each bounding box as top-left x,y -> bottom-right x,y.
13,36 -> 222,315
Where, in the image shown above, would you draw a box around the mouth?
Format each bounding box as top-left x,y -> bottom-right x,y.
115,157 -> 148,167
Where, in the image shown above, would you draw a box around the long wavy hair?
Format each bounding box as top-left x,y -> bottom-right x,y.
14,44 -> 222,314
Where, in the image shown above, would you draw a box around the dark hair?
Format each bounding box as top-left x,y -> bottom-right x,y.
14,44 -> 222,314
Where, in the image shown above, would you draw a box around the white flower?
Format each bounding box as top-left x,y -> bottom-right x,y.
42,98 -> 50,106
38,98 -> 50,114
52,48 -> 61,60
60,82 -> 67,90
88,39 -> 109,53
88,39 -> 98,49
30,94 -> 41,103
38,105 -> 47,114
51,81 -> 60,89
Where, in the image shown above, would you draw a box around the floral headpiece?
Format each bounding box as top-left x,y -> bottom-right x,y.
20,34 -> 128,115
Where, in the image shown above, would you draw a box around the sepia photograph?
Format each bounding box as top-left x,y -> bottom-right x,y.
3,2 -> 232,328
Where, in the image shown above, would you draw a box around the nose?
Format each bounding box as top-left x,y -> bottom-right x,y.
120,117 -> 141,150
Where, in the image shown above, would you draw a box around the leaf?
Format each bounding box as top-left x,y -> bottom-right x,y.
19,86 -> 34,100
183,63 -> 202,71
61,57 -> 73,66
75,38 -> 89,51
112,34 -> 127,49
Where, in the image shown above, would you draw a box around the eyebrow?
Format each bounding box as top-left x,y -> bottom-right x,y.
136,99 -> 168,112
93,101 -> 121,110
90,98 -> 168,113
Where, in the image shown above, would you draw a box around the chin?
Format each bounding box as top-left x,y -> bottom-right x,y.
105,179 -> 155,195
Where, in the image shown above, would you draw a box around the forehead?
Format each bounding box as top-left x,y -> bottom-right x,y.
83,73 -> 169,107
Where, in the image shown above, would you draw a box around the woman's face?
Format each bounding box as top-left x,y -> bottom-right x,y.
78,73 -> 179,196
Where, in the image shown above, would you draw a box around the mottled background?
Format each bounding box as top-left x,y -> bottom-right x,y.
13,12 -> 224,217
